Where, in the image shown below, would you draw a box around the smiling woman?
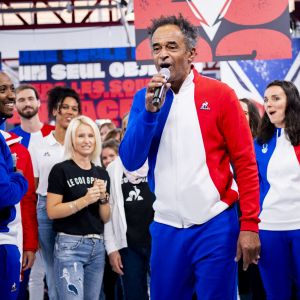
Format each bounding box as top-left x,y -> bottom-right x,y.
29,85 -> 81,299
64,116 -> 102,165
47,115 -> 110,300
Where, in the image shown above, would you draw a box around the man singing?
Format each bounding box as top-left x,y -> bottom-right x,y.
119,15 -> 260,300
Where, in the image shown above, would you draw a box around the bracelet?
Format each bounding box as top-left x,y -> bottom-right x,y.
98,193 -> 109,205
74,200 -> 79,211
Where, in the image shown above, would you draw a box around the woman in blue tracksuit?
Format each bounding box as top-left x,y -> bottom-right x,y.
254,80 -> 300,300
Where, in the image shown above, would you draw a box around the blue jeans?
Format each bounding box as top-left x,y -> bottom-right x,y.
28,250 -> 45,300
119,246 -> 151,300
54,234 -> 105,300
37,195 -> 57,300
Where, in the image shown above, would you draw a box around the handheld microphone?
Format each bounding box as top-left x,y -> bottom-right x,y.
152,68 -> 170,107
12,153 -> 17,171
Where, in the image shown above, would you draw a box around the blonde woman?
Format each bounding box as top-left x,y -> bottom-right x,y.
47,116 -> 110,300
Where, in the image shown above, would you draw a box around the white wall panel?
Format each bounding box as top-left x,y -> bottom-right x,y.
0,25 -> 135,59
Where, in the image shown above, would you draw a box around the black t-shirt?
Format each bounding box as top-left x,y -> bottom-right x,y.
48,159 -> 110,235
121,173 -> 155,248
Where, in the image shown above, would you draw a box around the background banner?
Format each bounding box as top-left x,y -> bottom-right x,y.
10,47 -> 219,126
220,38 -> 300,110
134,0 -> 292,62
13,47 -> 156,126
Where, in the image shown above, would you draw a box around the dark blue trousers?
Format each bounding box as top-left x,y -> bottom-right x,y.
150,206 -> 239,300
0,244 -> 21,300
119,246 -> 151,300
259,229 -> 300,300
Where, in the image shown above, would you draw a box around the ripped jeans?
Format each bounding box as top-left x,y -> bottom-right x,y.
54,233 -> 105,300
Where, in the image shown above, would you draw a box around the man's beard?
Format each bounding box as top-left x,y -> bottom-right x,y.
18,107 -> 38,119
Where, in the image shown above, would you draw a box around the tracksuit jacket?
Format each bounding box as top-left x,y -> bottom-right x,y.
255,128 -> 300,230
119,67 -> 260,231
0,126 -> 28,250
11,123 -> 54,149
2,131 -> 38,252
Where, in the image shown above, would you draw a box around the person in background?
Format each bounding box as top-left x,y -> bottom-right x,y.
30,86 -> 81,299
239,98 -> 261,138
47,115 -> 110,300
12,84 -> 54,300
104,128 -> 122,143
120,113 -> 129,134
105,113 -> 155,300
12,84 -> 54,149
0,71 -> 28,299
101,139 -> 120,169
1,130 -> 39,300
254,80 -> 300,300
99,121 -> 116,142
238,98 -> 266,300
119,15 -> 260,299
100,137 -> 120,300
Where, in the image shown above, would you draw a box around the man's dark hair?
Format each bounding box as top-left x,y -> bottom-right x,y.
239,98 -> 261,138
47,86 -> 81,120
16,84 -> 40,100
147,14 -> 198,50
257,80 -> 300,146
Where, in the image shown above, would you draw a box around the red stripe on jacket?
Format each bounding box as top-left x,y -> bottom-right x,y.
7,132 -> 38,252
193,69 -> 260,232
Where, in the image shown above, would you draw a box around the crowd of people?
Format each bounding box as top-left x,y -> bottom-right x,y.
0,14 -> 300,300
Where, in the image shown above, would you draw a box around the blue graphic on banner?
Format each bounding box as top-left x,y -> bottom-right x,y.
220,38 -> 300,104
19,48 -> 136,64
237,39 -> 300,96
18,47 -> 151,83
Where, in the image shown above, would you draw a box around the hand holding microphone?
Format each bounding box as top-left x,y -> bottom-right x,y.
152,68 -> 170,107
146,68 -> 171,112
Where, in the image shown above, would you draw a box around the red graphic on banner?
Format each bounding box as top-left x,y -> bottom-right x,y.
134,0 -> 291,62
9,79 -> 149,127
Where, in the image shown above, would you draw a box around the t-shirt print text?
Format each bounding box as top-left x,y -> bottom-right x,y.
67,176 -> 106,188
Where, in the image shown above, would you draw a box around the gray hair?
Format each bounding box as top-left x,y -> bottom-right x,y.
147,14 -> 198,50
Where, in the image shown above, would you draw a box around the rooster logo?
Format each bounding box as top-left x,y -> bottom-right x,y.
126,186 -> 143,201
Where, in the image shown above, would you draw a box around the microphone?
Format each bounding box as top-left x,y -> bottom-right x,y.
12,153 -> 17,171
152,68 -> 170,107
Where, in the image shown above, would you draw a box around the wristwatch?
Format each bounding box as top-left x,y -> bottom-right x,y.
98,193 -> 109,205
